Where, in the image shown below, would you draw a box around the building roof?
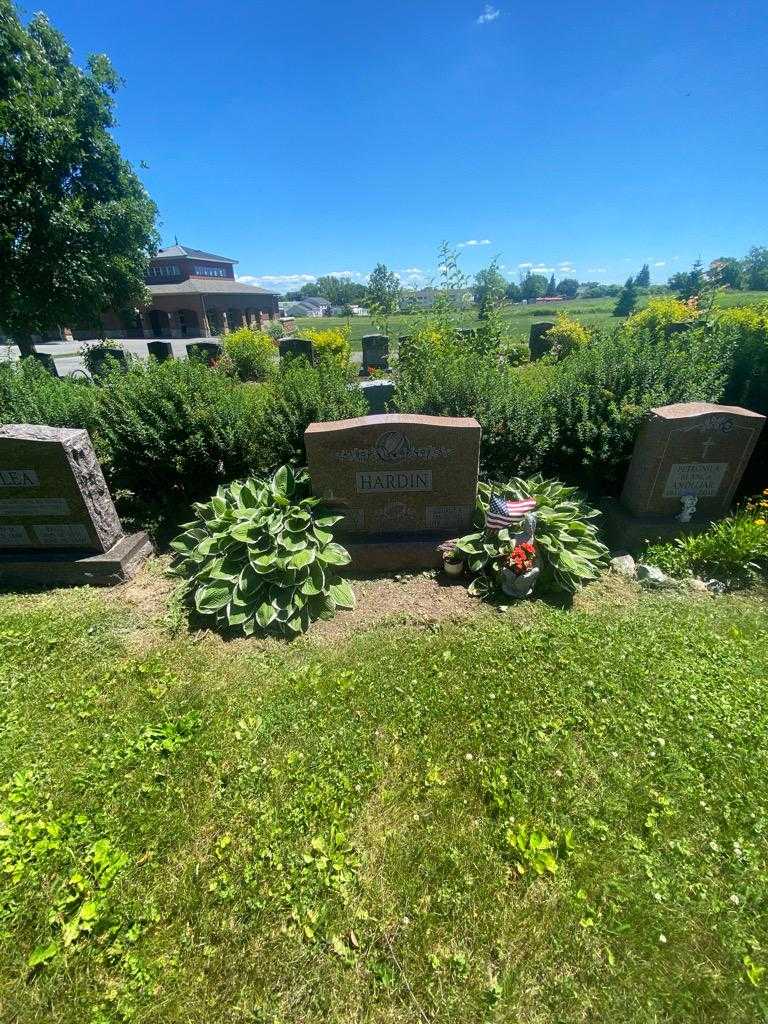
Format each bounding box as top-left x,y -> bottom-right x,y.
148,279 -> 275,297
153,244 -> 239,264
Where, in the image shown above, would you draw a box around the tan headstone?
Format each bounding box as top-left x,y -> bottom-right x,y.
304,414 -> 481,546
621,402 -> 765,519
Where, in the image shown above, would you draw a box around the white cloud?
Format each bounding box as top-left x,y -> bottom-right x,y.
558,261 -> 573,268
586,267 -> 608,274
400,267 -> 425,275
457,238 -> 492,248
518,261 -> 533,269
476,4 -> 500,24
531,265 -> 555,274
327,270 -> 365,279
654,260 -> 666,267
238,273 -> 316,287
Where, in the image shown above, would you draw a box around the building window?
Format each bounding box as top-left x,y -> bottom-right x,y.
148,264 -> 180,279
193,265 -> 227,278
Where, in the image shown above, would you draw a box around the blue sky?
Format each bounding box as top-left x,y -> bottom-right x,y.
33,0 -> 768,292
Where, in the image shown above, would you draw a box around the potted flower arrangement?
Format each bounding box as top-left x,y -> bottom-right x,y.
499,540 -> 539,598
438,538 -> 465,577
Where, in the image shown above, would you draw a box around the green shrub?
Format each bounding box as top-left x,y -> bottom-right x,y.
221,327 -> 275,382
545,323 -> 729,489
171,466 -> 355,636
645,502 -> 768,586
264,319 -> 285,340
623,297 -> 697,337
89,359 -> 267,514
395,323 -> 729,491
301,326 -> 351,367
258,357 -> 366,467
455,476 -> 608,597
716,303 -> 768,414
0,358 -> 98,429
542,312 -> 590,360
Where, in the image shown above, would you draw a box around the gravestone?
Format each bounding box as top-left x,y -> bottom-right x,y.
0,424 -> 152,586
361,334 -> 389,374
27,350 -> 61,378
360,379 -> 395,414
529,322 -> 555,360
147,340 -> 174,362
278,336 -> 314,365
89,347 -> 128,376
186,341 -> 223,366
304,413 -> 481,570
606,402 -> 765,548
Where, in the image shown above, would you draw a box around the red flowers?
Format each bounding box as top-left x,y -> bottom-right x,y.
507,541 -> 536,576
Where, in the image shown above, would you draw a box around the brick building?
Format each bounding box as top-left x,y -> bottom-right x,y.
103,244 -> 279,339
39,244 -> 280,341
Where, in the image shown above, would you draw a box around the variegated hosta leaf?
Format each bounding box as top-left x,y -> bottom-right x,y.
171,466 -> 354,637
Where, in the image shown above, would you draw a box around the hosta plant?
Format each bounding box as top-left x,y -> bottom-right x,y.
170,466 -> 355,637
456,475 -> 609,597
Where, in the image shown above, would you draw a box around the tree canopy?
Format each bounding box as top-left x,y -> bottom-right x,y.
366,263 -> 401,314
613,276 -> 638,317
473,261 -> 507,320
0,0 -> 158,344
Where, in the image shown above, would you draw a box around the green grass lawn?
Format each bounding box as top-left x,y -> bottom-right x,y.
293,291 -> 768,352
1,571 -> 768,1022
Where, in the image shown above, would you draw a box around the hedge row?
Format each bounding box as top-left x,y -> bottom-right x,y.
0,356 -> 365,534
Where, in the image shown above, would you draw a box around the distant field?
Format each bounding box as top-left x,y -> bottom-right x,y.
293,291 -> 768,352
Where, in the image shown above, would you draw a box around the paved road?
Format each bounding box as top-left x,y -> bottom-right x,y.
2,337 -> 363,376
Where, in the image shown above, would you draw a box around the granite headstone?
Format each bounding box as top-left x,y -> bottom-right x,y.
607,402 -> 765,548
361,334 -> 389,374
304,413 -> 481,569
0,424 -> 152,585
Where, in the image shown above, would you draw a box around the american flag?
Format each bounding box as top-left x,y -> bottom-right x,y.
485,495 -> 537,530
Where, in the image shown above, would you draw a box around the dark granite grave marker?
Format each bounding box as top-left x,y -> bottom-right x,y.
186,341 -> 223,366
278,337 -> 314,364
606,402 -> 766,548
361,334 -> 389,374
147,340 -> 174,362
529,322 -> 555,360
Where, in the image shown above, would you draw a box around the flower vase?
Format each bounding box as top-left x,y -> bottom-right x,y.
500,565 -> 540,598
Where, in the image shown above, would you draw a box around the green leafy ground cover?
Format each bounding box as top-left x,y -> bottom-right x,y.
294,291 -> 768,351
1,575 -> 767,1022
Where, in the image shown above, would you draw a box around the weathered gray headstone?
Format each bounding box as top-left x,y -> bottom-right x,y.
361,334 -> 389,374
0,424 -> 152,585
27,350 -> 61,378
606,402 -> 765,548
304,413 -> 481,569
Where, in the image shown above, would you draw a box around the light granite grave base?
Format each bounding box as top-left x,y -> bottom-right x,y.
602,500 -> 713,552
0,531 -> 152,588
342,533 -> 448,571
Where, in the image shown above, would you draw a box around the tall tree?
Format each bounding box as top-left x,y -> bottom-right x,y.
613,276 -> 638,317
546,273 -> 557,296
668,259 -> 704,300
634,264 -> 650,288
519,272 -> 547,300
366,263 -> 401,314
709,257 -> 742,289
555,277 -> 579,299
742,247 -> 768,290
473,259 -> 507,321
0,0 -> 158,352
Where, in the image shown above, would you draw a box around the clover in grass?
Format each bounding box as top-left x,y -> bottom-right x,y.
170,465 -> 355,637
